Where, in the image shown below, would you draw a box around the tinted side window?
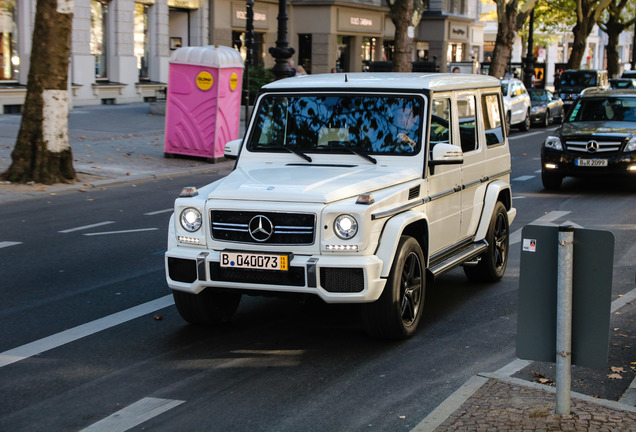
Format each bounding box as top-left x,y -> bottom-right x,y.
481,94 -> 505,146
429,98 -> 452,150
457,95 -> 477,152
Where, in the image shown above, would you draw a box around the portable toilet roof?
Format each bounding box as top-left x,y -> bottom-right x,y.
170,45 -> 244,69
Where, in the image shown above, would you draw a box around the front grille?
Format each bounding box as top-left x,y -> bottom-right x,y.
168,257 -> 197,283
320,268 -> 364,293
565,138 -> 625,154
211,210 -> 315,245
210,263 -> 305,286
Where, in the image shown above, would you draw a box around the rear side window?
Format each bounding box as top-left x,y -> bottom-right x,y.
429,98 -> 452,150
457,95 -> 477,152
481,94 -> 505,146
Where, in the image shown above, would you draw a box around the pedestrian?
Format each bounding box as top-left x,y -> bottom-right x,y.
296,65 -> 307,76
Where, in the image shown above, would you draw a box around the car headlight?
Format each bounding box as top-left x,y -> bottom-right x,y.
544,136 -> 563,151
530,106 -> 542,114
626,136 -> 636,152
180,207 -> 202,232
334,214 -> 358,239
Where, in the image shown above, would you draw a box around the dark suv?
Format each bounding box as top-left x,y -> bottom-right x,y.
556,70 -> 609,111
541,89 -> 636,190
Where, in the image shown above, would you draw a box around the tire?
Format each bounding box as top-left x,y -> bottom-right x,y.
173,289 -> 241,325
542,110 -> 550,127
505,112 -> 512,133
541,170 -> 563,190
519,110 -> 531,131
362,236 -> 425,340
464,201 -> 509,283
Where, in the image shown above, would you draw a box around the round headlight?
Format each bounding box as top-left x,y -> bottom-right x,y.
180,208 -> 202,232
334,214 -> 358,239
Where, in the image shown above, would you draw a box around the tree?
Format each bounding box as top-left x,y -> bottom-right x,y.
598,0 -> 636,78
488,0 -> 537,79
1,0 -> 76,185
567,0 -> 612,69
387,0 -> 425,72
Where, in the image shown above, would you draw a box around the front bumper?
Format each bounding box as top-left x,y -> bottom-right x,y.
165,246 -> 387,303
541,147 -> 636,177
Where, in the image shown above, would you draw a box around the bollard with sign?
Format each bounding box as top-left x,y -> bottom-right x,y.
164,45 -> 244,162
516,225 -> 614,414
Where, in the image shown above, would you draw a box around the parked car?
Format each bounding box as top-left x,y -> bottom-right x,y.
541,88 -> 636,190
500,77 -> 531,131
556,69 -> 609,112
165,73 -> 516,339
610,78 -> 636,89
528,88 -> 564,126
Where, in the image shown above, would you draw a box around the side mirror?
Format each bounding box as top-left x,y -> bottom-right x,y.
224,138 -> 242,160
429,143 -> 463,174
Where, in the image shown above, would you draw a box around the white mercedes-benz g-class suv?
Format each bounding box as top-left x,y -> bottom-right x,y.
165,73 -> 516,339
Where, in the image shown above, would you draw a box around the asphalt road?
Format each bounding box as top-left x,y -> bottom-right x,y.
0,126 -> 634,431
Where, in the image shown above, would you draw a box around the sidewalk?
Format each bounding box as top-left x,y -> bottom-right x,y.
0,103 -> 237,202
1,103 -> 635,431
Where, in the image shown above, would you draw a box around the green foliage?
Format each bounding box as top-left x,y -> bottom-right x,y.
247,65 -> 275,97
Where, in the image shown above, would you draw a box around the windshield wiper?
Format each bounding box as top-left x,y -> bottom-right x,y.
342,147 -> 377,164
274,145 -> 312,162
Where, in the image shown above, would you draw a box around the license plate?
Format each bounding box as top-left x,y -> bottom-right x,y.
576,158 -> 608,167
220,251 -> 288,271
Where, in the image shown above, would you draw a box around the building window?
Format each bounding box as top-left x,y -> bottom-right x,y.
91,0 -> 109,79
298,34 -> 312,73
0,0 -> 18,81
135,3 -> 150,80
232,31 -> 265,66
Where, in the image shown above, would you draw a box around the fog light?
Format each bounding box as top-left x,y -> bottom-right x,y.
544,163 -> 558,170
628,165 -> 636,172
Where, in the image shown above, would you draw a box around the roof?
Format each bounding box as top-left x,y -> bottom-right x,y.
260,73 -> 501,92
170,45 -> 244,69
580,88 -> 636,97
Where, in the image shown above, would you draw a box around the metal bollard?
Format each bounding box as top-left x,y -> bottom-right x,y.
556,225 -> 574,415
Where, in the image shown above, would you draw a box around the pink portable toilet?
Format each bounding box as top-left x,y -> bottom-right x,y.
164,45 -> 244,162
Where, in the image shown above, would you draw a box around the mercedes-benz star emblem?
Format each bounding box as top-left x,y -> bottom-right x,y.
249,215 -> 274,242
586,140 -> 599,153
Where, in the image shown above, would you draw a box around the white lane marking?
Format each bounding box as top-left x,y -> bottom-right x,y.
80,397 -> 185,432
0,241 -> 22,249
508,131 -> 546,140
59,221 -> 115,233
84,228 -> 158,236
513,175 -> 534,182
0,295 -> 174,368
510,210 -> 572,245
144,209 -> 173,216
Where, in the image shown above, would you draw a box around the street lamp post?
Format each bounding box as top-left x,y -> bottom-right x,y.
269,0 -> 295,80
523,8 -> 535,90
244,0 -> 254,128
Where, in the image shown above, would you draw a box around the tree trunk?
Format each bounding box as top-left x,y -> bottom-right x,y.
605,23 -> 621,78
390,0 -> 414,72
567,20 -> 593,69
2,0 -> 76,185
489,1 -> 518,79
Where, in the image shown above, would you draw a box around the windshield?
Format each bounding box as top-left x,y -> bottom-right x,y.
500,83 -> 509,96
529,89 -> 550,101
247,94 -> 423,155
568,96 -> 636,122
560,72 -> 597,88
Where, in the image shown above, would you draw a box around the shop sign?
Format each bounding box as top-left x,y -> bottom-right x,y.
232,2 -> 269,29
338,9 -> 383,33
449,23 -> 469,41
168,0 -> 198,9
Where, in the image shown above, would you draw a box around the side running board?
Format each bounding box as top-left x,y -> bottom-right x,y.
428,240 -> 488,278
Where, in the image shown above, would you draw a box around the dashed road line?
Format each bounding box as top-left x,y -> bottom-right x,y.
59,221 -> 115,233
0,241 -> 22,249
510,210 -> 572,245
83,228 -> 159,236
513,175 -> 534,182
144,208 -> 173,216
0,295 -> 174,368
80,397 -> 185,432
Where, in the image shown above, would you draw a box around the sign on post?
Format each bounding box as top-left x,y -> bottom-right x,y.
516,225 -> 614,368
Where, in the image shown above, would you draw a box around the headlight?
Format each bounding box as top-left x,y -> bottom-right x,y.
334,214 -> 358,239
180,208 -> 202,232
530,106 -> 542,114
626,136 -> 636,152
544,136 -> 563,151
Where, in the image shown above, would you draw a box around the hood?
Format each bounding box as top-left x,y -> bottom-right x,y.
208,164 -> 420,204
560,121 -> 636,138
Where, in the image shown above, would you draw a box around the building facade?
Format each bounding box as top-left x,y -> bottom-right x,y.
0,0 -> 634,113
